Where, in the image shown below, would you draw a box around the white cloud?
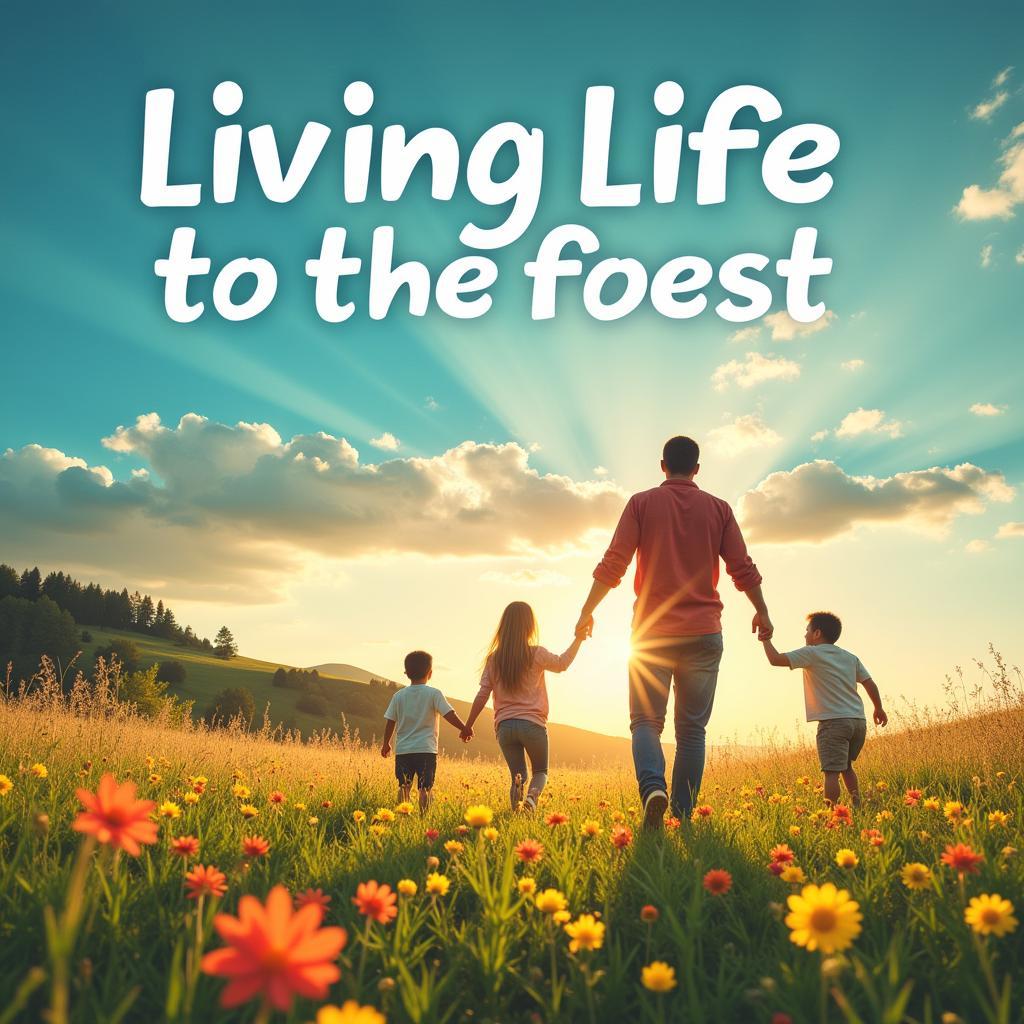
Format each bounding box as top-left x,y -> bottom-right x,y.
706,414 -> 782,457
369,432 -> 401,451
966,539 -> 992,554
993,67 -> 1013,88
593,465 -> 609,476
764,309 -> 837,341
835,408 -> 904,440
810,430 -> 829,443
479,568 -> 571,587
980,243 -> 994,268
954,141 -> 1024,220
1016,245 -> 1024,264
712,352 -> 800,391
424,396 -> 440,411
970,402 -> 1007,417
0,413 -> 627,599
971,90 -> 1008,121
738,460 -> 1014,544
1011,123 -> 1024,141
996,521 -> 1024,539
728,325 -> 762,344
841,359 -> 865,372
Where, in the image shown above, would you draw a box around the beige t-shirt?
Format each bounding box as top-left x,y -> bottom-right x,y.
784,643 -> 869,722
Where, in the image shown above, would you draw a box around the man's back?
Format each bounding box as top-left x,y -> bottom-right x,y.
593,478 -> 761,637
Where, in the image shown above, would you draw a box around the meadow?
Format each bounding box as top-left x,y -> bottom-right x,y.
0,651 -> 1021,1024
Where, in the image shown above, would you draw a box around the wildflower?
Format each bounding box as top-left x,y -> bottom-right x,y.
518,878 -> 537,896
242,835 -> 270,858
353,881 -> 398,925
374,808 -> 396,824
73,774 -> 158,855
149,773 -> 162,785
789,826 -> 802,837
904,789 -> 923,806
545,811 -> 569,827
424,828 -> 439,842
268,790 -> 286,805
395,801 -> 414,816
580,819 -> 602,837
426,855 -> 440,869
965,894 -> 1018,937
692,804 -> 713,819
703,870 -> 732,895
171,835 -> 200,859
767,862 -> 785,876
640,904 -> 660,922
922,797 -> 940,811
185,864 -> 228,899
900,862 -> 932,889
1002,845 -> 1018,859
988,810 -> 1011,829
769,844 -> 795,864
158,801 -> 181,820
565,914 -> 605,953
876,810 -> 893,822
771,1014 -> 794,1024
483,826 -> 499,842
780,865 -> 807,884
641,961 -> 678,992
239,804 -> 259,819
611,825 -> 633,850
835,849 -> 858,869
875,781 -> 888,792
201,885 -> 346,1010
183,792 -> 200,806
231,784 -> 251,800
831,805 -> 853,826
785,883 -> 863,953
397,879 -> 418,897
0,775 -> 12,797
308,816 -> 320,827
941,843 -> 984,875
425,872 -> 450,896
553,909 -> 571,924
515,839 -> 545,863
352,810 -> 366,823
464,804 -> 494,828
293,802 -> 307,811
534,889 -> 568,915
295,888 -> 331,911
944,801 -> 966,824
665,816 -> 682,830
860,828 -> 885,848
444,840 -> 465,856
368,824 -> 385,839
315,1003 -> 385,1024
30,763 -> 48,779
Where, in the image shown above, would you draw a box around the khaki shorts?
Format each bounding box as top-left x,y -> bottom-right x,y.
816,718 -> 867,772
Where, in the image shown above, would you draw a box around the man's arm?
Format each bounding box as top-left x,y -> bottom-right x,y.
576,580 -> 611,637
859,678 -> 888,727
578,500 -> 640,636
380,718 -> 396,757
760,637 -> 790,668
744,584 -> 773,641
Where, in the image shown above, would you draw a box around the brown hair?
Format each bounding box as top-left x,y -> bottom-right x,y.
807,611 -> 842,644
485,602 -> 538,694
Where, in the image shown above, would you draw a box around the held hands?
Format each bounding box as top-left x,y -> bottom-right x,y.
873,707 -> 888,728
752,611 -> 774,641
459,727 -> 474,743
380,742 -> 391,758
575,613 -> 594,639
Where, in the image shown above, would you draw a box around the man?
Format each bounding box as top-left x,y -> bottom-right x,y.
576,436 -> 772,828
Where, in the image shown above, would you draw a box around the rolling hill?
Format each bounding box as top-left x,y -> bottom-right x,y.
309,663 -> 396,685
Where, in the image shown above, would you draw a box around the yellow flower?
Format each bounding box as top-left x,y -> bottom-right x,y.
641,961 -> 678,993
988,810 -> 1011,829
183,792 -> 199,805
835,849 -> 859,869
315,1001 -> 386,1024
293,802 -> 307,811
518,877 -> 537,896
553,910 -> 571,924
534,889 -> 568,915
149,773 -> 162,785
780,865 -> 807,884
395,801 -> 414,816
231,783 -> 251,800
158,801 -> 181,819
483,826 -> 499,842
0,775 -> 13,797
900,863 -> 932,890
789,825 -> 802,837
374,808 -> 396,824
240,804 -> 259,819
145,756 -> 156,770
368,824 -> 386,838
464,804 -> 494,828
397,879 -> 418,897
564,914 -> 605,953
444,840 -> 465,856
30,763 -> 48,779
876,810 -> 893,822
580,819 -> 602,837
425,872 -> 450,896
875,781 -> 888,792
785,883 -> 863,954
308,816 -> 319,826
922,797 -> 940,811
353,810 -> 366,823
964,894 -> 1018,937
944,801 -> 965,823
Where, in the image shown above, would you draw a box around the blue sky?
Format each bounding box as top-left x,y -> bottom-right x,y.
2,2 -> 1022,740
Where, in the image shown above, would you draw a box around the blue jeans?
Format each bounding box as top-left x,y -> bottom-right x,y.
629,632 -> 723,818
496,718 -> 549,809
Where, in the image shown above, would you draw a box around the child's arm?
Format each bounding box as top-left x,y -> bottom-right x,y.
859,677 -> 888,727
380,719 -> 396,757
443,709 -> 469,738
760,637 -> 790,668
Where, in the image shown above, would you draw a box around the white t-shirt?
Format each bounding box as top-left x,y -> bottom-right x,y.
384,684 -> 454,754
784,644 -> 869,722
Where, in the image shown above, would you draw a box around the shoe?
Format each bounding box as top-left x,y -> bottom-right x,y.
643,790 -> 668,831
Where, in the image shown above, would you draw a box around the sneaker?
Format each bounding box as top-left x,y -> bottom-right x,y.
643,790 -> 668,831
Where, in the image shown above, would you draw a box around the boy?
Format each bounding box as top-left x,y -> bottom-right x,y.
380,650 -> 469,812
760,611 -> 887,808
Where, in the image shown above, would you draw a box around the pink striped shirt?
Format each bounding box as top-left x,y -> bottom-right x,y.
476,644 -> 580,730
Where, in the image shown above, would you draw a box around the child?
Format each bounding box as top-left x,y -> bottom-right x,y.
760,611 -> 887,808
462,601 -> 587,810
381,650 -> 469,813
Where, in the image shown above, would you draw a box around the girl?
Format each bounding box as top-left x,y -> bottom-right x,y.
463,601 -> 587,810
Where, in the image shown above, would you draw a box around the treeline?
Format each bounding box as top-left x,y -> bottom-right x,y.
0,564 -> 212,651
271,666 -> 401,721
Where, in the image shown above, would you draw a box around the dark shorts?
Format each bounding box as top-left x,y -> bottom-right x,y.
394,752 -> 437,790
816,718 -> 867,772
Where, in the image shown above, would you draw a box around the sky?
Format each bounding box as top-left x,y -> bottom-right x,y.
1,2 -> 1022,743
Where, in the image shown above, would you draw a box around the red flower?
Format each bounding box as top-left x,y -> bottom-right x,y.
904,789 -> 923,806
941,842 -> 984,875
352,880 -> 398,925
769,844 -> 794,864
424,828 -> 440,842
831,804 -> 853,825
268,790 -> 286,804
514,839 -> 545,863
767,862 -> 785,876
640,904 -> 659,923
771,1014 -> 794,1024
665,816 -> 681,831
72,774 -> 158,855
693,805 -> 713,818
295,888 -> 331,912
185,864 -> 228,900
201,885 -> 347,1010
170,835 -> 200,859
242,835 -> 270,858
611,825 -> 633,849
702,869 -> 733,895
545,812 -> 569,827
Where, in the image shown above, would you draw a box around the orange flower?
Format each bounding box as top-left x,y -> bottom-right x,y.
545,812 -> 569,827
185,864 -> 228,900
268,790 -> 286,805
904,789 -> 923,806
170,835 -> 200,859
242,835 -> 270,858
295,888 -> 332,912
514,839 -> 545,864
611,825 -> 633,849
831,805 -> 853,826
769,844 -> 795,864
941,842 -> 984,875
693,804 -> 714,819
640,904 -> 659,923
201,885 -> 347,1010
352,881 -> 398,925
72,773 -> 158,855
703,869 -> 733,895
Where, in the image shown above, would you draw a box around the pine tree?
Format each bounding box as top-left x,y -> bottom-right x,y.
19,567 -> 42,600
213,626 -> 238,660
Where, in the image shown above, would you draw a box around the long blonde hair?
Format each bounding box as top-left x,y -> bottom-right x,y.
486,601 -> 538,694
